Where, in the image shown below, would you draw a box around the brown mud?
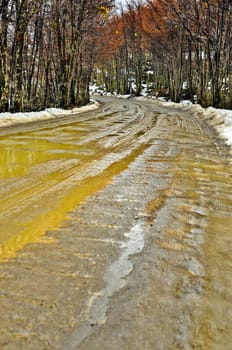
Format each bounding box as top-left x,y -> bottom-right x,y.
0,97 -> 231,349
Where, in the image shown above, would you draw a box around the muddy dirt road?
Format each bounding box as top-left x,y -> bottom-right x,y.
0,97 -> 232,349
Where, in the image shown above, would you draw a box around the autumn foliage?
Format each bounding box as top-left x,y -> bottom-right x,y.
1,0 -> 232,111
95,0 -> 232,107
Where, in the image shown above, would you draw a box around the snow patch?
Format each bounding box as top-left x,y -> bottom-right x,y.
197,106 -> 232,146
0,100 -> 99,128
135,96 -> 232,153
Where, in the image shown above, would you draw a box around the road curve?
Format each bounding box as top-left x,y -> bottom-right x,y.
0,97 -> 232,349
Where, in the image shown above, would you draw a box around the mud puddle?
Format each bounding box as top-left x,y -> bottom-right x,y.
0,97 -> 231,349
0,125 -> 148,260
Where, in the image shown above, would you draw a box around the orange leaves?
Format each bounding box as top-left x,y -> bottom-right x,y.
95,0 -> 177,62
140,0 -> 170,50
94,16 -> 125,62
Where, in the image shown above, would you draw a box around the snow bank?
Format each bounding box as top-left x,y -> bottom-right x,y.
182,104 -> 232,147
1,95 -> 232,155
160,97 -> 232,147
0,100 -> 99,128
136,96 -> 232,151
203,107 -> 232,146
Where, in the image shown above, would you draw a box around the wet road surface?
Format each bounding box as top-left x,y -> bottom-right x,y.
0,97 -> 232,349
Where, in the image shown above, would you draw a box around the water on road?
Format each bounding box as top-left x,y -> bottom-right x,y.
0,97 -> 231,349
0,102 -> 147,260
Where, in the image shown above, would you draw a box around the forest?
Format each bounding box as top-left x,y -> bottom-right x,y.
1,0 -> 232,112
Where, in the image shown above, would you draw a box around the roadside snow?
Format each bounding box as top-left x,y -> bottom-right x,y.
203,108 -> 232,146
183,104 -> 232,147
1,96 -> 232,153
136,96 -> 232,151
0,100 -> 99,128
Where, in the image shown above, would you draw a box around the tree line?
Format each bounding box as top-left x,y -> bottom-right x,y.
0,0 -> 112,112
1,0 -> 232,112
96,0 -> 232,108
